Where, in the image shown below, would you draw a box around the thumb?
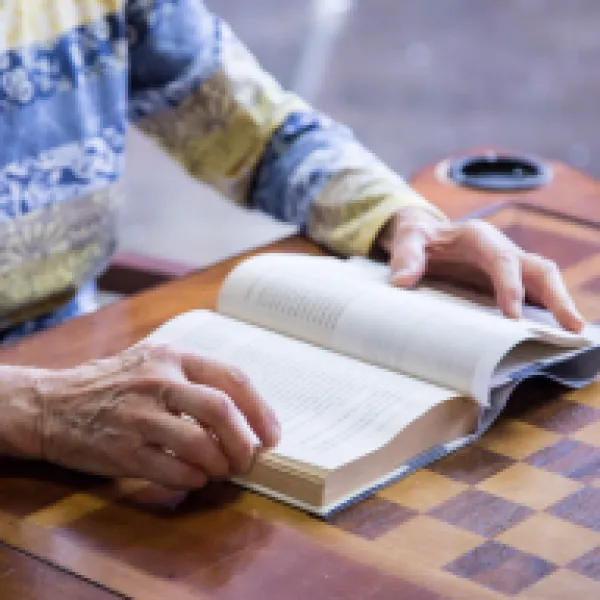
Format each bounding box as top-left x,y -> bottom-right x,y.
389,230 -> 428,288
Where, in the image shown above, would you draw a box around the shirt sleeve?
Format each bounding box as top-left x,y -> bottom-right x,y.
128,0 -> 446,257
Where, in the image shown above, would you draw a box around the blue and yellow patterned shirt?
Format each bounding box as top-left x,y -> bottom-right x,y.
0,0 -> 443,339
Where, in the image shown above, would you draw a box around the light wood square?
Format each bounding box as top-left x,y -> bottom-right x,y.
477,419 -> 561,460
378,470 -> 467,511
572,419 -> 600,446
498,512 -> 599,566
26,493 -> 109,527
517,569 -> 600,599
564,383 -> 600,409
572,292 -> 600,324
477,463 -> 580,510
376,514 -> 483,568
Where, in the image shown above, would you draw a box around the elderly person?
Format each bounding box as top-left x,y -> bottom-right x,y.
0,0 -> 583,488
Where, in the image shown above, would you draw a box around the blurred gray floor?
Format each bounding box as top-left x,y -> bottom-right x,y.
119,0 -> 600,270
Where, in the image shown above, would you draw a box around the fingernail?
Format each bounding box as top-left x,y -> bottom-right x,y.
391,263 -> 418,282
510,300 -> 522,319
572,310 -> 586,332
268,412 -> 281,445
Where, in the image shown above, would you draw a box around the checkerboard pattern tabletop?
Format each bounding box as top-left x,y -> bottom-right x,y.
329,205 -> 600,598
0,203 -> 598,599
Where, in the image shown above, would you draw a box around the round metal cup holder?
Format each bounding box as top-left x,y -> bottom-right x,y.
447,154 -> 552,191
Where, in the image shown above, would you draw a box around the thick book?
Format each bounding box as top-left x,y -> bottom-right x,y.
146,253 -> 600,517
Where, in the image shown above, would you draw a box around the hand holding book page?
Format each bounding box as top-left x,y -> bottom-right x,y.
217,254 -> 591,405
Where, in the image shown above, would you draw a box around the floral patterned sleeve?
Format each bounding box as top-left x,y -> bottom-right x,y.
129,0 -> 445,257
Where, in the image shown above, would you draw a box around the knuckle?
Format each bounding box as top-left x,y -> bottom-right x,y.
205,390 -> 236,423
227,366 -> 253,391
170,467 -> 207,490
493,250 -> 516,267
130,443 -> 150,471
120,344 -> 181,382
462,219 -> 488,236
148,342 -> 179,362
529,254 -> 559,278
463,219 -> 511,247
208,458 -> 229,479
395,206 -> 425,222
506,284 -> 524,302
131,374 -> 172,399
540,258 -> 560,276
206,451 -> 230,479
129,409 -> 156,431
235,440 -> 256,474
394,210 -> 432,234
527,252 -> 544,263
184,352 -> 207,376
140,342 -> 179,365
396,218 -> 423,233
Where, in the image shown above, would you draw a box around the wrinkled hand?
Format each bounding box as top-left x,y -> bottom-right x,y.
1,344 -> 280,489
378,207 -> 584,332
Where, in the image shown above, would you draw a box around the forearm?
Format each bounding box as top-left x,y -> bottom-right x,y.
0,366 -> 44,459
128,1 -> 445,258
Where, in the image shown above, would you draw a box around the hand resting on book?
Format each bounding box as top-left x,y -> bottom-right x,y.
377,207 -> 584,333
0,344 -> 280,489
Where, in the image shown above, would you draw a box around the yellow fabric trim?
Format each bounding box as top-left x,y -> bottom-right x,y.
1,0 -> 121,49
137,21 -> 308,206
308,171 -> 447,257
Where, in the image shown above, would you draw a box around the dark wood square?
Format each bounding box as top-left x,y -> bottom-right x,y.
446,540 -> 556,595
582,275 -> 600,295
63,489 -> 274,583
526,439 -> 600,483
0,542 -> 122,599
429,489 -> 532,538
520,401 -> 600,434
428,446 -> 515,484
501,223 -> 600,269
67,493 -> 440,599
568,546 -> 600,582
549,488 -> 600,532
329,497 -> 417,540
0,458 -> 102,518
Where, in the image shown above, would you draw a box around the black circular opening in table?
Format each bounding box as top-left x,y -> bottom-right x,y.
447,154 -> 552,191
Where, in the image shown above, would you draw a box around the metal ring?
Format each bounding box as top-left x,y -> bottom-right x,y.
447,154 -> 552,191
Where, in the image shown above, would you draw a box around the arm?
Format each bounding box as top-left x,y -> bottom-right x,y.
127,0 -> 444,257
127,0 -> 583,331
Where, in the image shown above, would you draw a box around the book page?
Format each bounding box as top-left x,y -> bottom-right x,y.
347,256 -> 597,344
146,310 -> 458,471
490,340 -> 580,387
217,254 -> 588,403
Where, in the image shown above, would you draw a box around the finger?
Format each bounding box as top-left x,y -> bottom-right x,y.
139,412 -> 230,479
389,230 -> 428,287
134,445 -> 208,489
455,223 -> 524,319
522,256 -> 585,332
181,355 -> 280,447
165,382 -> 258,473
487,252 -> 524,319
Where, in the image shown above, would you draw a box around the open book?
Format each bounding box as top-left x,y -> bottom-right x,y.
147,253 -> 600,516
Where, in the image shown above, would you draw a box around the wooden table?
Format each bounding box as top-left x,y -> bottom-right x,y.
0,155 -> 599,599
